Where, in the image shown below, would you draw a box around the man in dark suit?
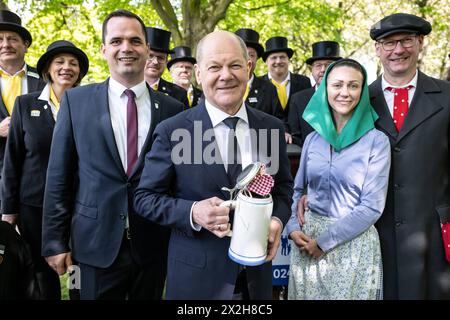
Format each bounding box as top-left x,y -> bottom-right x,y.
288,41 -> 341,146
144,27 -> 189,108
0,10 -> 45,216
134,31 -> 293,299
261,36 -> 311,141
42,10 -> 184,299
369,13 -> 450,299
235,28 -> 280,116
167,45 -> 202,107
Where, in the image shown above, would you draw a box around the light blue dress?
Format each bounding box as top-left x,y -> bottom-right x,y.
287,128 -> 391,300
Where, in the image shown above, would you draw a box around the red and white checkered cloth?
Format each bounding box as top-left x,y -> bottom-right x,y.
247,173 -> 274,196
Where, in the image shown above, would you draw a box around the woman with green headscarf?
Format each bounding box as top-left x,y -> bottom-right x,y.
285,59 -> 391,300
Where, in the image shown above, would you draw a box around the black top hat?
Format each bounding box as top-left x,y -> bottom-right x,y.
370,13 -> 432,40
262,36 -> 294,62
306,41 -> 342,65
0,10 -> 32,46
235,28 -> 264,58
146,27 -> 173,54
167,46 -> 196,70
37,40 -> 89,79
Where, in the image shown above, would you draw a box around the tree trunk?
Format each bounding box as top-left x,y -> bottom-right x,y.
151,0 -> 234,55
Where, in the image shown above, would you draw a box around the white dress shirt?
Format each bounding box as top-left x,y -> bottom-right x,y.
108,77 -> 151,172
382,70 -> 418,117
37,83 -> 58,120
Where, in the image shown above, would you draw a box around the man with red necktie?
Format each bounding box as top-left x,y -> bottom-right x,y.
368,13 -> 450,299
42,10 -> 184,299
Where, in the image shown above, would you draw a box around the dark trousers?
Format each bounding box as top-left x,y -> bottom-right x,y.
18,204 -> 61,300
233,268 -> 250,300
79,235 -> 166,300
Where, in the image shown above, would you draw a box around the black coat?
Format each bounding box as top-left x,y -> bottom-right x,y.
370,71 -> 450,299
191,86 -> 203,107
261,72 -> 311,130
42,80 -> 184,268
0,66 -> 45,183
245,75 -> 280,116
0,221 -> 41,299
157,78 -> 189,109
287,87 -> 315,147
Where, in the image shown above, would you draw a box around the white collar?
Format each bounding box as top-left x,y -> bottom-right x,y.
205,99 -> 249,128
109,77 -> 147,98
0,63 -> 27,76
382,69 -> 418,91
268,71 -> 290,84
38,83 -> 51,102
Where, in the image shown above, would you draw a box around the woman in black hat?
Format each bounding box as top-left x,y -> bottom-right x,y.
1,40 -> 88,299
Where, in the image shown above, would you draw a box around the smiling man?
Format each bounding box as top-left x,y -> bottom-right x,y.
42,10 -> 184,299
368,13 -> 450,299
134,30 -> 293,300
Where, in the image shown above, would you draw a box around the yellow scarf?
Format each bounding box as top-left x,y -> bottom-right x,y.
243,83 -> 250,102
49,86 -> 60,112
270,79 -> 288,110
0,69 -> 25,115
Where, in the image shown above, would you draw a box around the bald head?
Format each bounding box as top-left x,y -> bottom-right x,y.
194,30 -> 251,115
196,30 -> 249,66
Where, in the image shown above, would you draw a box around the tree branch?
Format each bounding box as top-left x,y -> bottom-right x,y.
150,0 -> 182,43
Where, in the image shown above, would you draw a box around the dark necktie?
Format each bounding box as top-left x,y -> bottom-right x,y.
386,85 -> 413,132
222,117 -> 242,185
124,89 -> 138,177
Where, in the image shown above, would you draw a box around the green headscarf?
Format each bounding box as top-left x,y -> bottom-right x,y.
302,59 -> 378,151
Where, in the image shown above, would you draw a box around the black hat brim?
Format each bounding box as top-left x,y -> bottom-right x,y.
262,48 -> 294,62
167,56 -> 196,70
37,46 -> 89,80
150,47 -> 174,55
306,56 -> 342,65
0,23 -> 32,46
245,42 -> 264,59
372,28 -> 425,40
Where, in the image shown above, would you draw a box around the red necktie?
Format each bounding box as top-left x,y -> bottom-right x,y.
124,89 -> 138,176
387,86 -> 413,132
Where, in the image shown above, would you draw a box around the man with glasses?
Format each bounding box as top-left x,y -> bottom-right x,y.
369,13 -> 450,299
288,41 -> 341,146
144,27 -> 189,108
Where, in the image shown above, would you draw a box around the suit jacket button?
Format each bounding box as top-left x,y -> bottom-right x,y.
120,214 -> 125,220
127,183 -> 132,187
395,221 -> 403,227
394,147 -> 401,152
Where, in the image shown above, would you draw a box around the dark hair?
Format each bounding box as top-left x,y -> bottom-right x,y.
102,9 -> 147,44
326,58 -> 366,84
41,54 -> 84,87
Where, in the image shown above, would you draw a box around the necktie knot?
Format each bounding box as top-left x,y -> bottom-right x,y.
223,117 -> 240,130
124,89 -> 136,99
386,85 -> 413,132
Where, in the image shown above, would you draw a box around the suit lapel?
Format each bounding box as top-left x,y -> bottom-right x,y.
397,71 -> 443,141
189,102 -> 230,199
370,77 -> 398,140
98,79 -> 127,178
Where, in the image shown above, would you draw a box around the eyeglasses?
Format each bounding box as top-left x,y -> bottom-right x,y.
148,54 -> 167,63
312,62 -> 331,70
378,36 -> 417,51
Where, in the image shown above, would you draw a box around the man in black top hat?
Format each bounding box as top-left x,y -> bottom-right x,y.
366,13 -> 450,299
288,41 -> 341,146
144,27 -> 189,108
261,36 -> 311,142
0,10 -> 45,218
235,28 -> 281,117
167,45 -> 202,107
